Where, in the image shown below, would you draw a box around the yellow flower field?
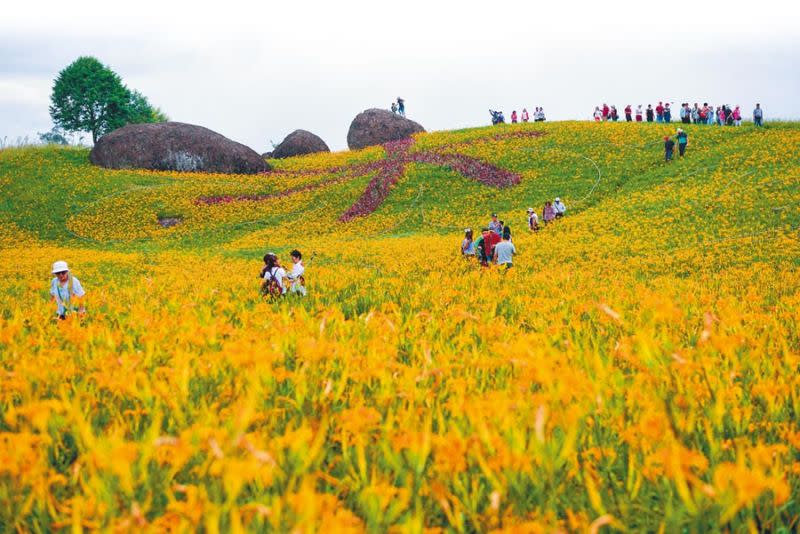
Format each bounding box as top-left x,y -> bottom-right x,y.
1,121 -> 799,532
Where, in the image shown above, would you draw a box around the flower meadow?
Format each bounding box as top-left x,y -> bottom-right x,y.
1,121 -> 800,532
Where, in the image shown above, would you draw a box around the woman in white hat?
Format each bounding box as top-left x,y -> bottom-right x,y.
50,261 -> 86,319
527,207 -> 539,231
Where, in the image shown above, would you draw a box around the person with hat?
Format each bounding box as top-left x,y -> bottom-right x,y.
49,261 -> 85,319
488,213 -> 503,236
553,197 -> 567,218
664,135 -> 675,162
676,128 -> 688,156
527,207 -> 540,231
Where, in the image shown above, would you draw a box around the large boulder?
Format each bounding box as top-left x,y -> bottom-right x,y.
90,122 -> 269,174
347,108 -> 425,150
271,129 -> 330,159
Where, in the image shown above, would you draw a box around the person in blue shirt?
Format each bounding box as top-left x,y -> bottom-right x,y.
676,128 -> 688,157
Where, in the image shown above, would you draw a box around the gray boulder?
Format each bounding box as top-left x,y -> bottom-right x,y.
271,129 -> 330,159
347,108 -> 425,150
89,122 -> 269,174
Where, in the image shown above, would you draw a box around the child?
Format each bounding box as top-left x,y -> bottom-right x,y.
461,228 -> 475,256
527,207 -> 539,231
50,260 -> 86,319
287,249 -> 307,296
664,136 -> 675,162
260,253 -> 287,297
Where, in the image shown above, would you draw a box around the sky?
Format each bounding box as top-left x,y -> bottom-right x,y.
2,0 -> 799,151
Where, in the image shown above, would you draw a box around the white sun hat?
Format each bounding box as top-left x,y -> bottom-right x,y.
555,197 -> 561,202
527,207 -> 534,212
52,260 -> 69,274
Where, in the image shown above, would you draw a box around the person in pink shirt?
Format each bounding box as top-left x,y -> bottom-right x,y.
511,110 -> 518,123
521,108 -> 529,122
732,106 -> 742,126
542,201 -> 556,224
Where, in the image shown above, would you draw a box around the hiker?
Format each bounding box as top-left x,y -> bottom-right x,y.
397,97 -> 405,116
753,104 -> 763,126
542,201 -> 556,223
646,104 -> 654,122
664,136 -> 675,162
527,207 -> 540,231
493,228 -> 516,269
655,102 -> 664,123
260,253 -> 287,297
593,107 -> 603,121
488,213 -> 503,235
676,128 -> 688,156
521,108 -> 530,122
553,197 -> 567,218
391,102 -> 397,114
733,106 -> 742,126
635,105 -> 643,122
287,250 -> 307,296
664,103 -> 672,123
624,105 -> 632,122
50,261 -> 86,320
461,228 -> 476,256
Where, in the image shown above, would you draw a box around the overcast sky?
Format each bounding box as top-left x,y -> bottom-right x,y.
2,0 -> 799,151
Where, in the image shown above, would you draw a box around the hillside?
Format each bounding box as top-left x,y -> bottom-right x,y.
1,121 -> 799,531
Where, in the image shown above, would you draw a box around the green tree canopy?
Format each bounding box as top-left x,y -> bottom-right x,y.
49,56 -> 167,144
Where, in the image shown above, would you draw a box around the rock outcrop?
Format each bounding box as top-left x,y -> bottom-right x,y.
271,129 -> 330,159
89,122 -> 269,174
347,109 -> 425,150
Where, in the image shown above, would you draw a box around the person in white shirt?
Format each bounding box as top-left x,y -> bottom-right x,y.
493,229 -> 516,269
260,253 -> 287,297
49,260 -> 86,319
527,207 -> 539,231
287,249 -> 307,296
553,197 -> 567,218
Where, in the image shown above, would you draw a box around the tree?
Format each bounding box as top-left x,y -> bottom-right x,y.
38,127 -> 70,145
49,57 -> 167,144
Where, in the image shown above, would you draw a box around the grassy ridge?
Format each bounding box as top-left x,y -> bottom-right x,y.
0,121 -> 799,531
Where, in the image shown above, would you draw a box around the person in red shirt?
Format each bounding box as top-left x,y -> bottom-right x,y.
511,110 -> 518,123
655,102 -> 665,123
484,230 -> 502,264
624,105 -> 633,122
602,104 -> 610,121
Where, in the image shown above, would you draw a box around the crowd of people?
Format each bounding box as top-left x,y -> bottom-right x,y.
490,107 -> 546,125
593,102 -> 764,126
461,199 -> 566,268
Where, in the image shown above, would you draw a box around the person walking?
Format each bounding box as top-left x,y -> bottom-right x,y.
676,128 -> 688,157
664,135 -> 675,162
635,105 -> 643,122
553,197 -> 567,218
50,261 -> 86,319
527,207 -> 539,231
624,105 -> 633,122
753,103 -> 764,126
522,108 -> 530,122
542,201 -> 556,223
493,228 -> 516,269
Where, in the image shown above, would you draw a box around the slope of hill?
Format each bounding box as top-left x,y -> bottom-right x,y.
1,121 -> 799,531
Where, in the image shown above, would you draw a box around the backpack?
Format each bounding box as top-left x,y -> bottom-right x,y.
261,268 -> 283,299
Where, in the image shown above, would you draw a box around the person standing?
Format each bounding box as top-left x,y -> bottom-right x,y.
488,213 -> 503,235
733,106 -> 742,126
691,103 -> 700,124
664,135 -> 675,162
753,103 -> 764,126
260,253 -> 288,297
676,128 -> 688,156
493,229 -> 516,269
635,105 -> 643,122
511,110 -> 518,123
646,104 -> 654,122
537,107 -> 546,121
50,261 -> 86,319
542,201 -> 556,223
461,228 -> 476,256
611,106 -> 619,121
397,97 -> 405,116
522,108 -> 530,122
664,103 -> 672,123
287,250 -> 307,296
655,101 -> 664,123
553,197 -> 567,218
602,103 -> 610,121
593,107 -> 603,121
679,103 -> 689,124
624,105 -> 633,122
391,102 -> 397,114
